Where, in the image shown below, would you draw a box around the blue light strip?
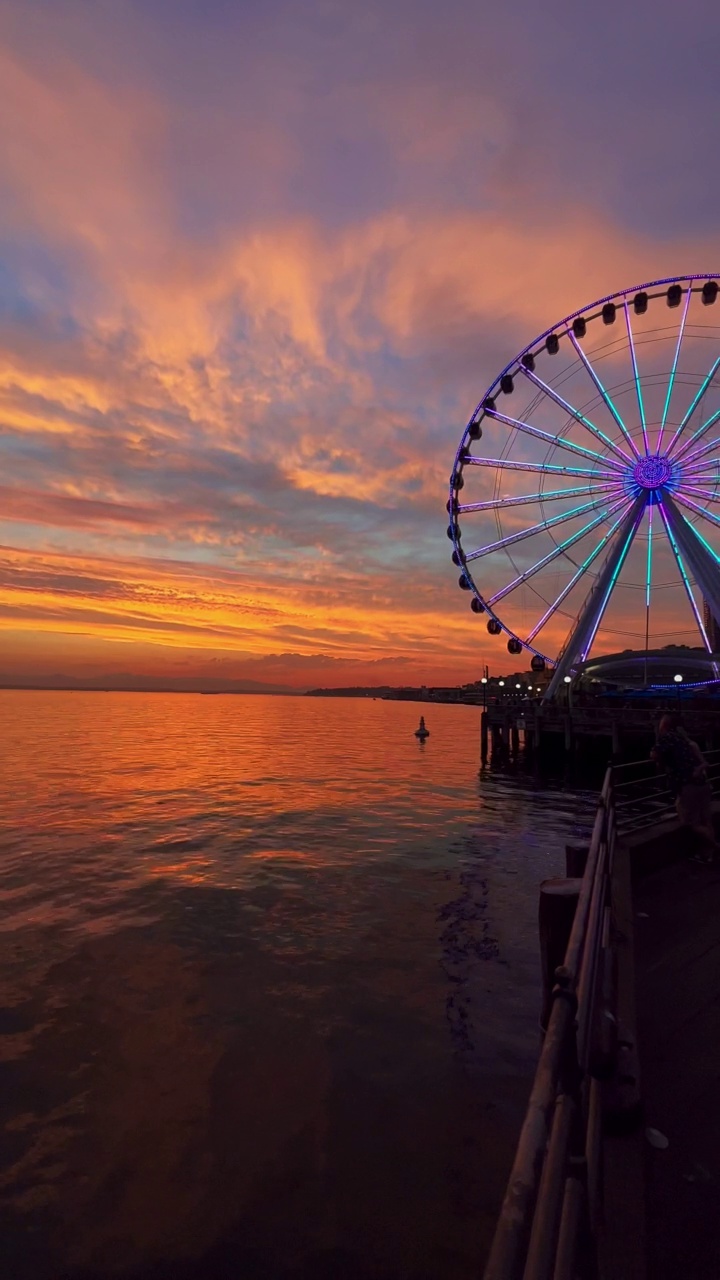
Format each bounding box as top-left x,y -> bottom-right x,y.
488,495 -> 630,606
464,494 -> 618,562
676,517 -> 717,568
657,501 -> 713,650
645,502 -> 653,612
623,299 -> 649,455
648,678 -> 720,690
657,284 -> 692,453
525,505 -> 633,642
672,401 -> 720,465
666,361 -> 720,458
488,408 -> 626,471
684,456 -> 720,477
680,483 -> 720,504
580,503 -> 646,659
673,491 -> 720,537
521,360 -> 635,464
565,331 -> 640,460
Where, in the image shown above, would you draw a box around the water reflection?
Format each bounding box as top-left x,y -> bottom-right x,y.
0,692 -> 593,1279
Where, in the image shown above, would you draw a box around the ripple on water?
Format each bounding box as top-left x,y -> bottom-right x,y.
0,691 -> 594,1279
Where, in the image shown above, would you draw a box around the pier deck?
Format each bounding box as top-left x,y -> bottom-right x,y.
633,851 -> 720,1280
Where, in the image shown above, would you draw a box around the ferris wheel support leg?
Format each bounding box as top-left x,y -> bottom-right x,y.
662,495 -> 720,648
543,497 -> 647,701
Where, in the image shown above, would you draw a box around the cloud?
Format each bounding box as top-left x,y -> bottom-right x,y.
0,1 -> 718,685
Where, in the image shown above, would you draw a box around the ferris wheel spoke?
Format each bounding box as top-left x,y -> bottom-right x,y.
678,483 -> 720,504
520,362 -> 635,465
623,300 -> 649,454
524,503 -> 636,642
486,494 -> 631,606
461,455 -> 613,480
657,501 -> 713,651
683,455 -> 720,478
678,418 -> 720,470
665,361 -> 720,459
457,482 -> 623,515
673,491 -> 720,530
464,494 -> 621,562
486,407 -> 626,472
564,332 -> 639,460
657,284 -> 693,454
671,401 -> 717,468
579,509 -> 645,661
644,502 -> 654,659
544,496 -> 647,697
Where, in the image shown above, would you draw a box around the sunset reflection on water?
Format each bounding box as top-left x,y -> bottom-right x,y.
0,691 -> 592,1280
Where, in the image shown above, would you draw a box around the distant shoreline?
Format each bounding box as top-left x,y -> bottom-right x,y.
0,684 -> 482,703
0,685 -> 304,695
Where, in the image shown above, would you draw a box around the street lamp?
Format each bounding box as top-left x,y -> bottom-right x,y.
480,675 -> 488,709
674,672 -> 683,707
563,676 -> 572,684
498,680 -> 505,688
673,674 -> 683,683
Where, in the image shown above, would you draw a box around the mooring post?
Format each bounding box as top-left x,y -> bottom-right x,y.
481,711 -> 489,762
566,843 -> 590,878
538,877 -> 582,1036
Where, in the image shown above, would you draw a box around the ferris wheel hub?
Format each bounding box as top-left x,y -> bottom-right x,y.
632,454 -> 673,490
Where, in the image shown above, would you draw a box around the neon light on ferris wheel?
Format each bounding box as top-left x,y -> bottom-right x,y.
447,275 -> 720,696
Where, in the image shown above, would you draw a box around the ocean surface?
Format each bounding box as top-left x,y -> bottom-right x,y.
0,690 -> 594,1280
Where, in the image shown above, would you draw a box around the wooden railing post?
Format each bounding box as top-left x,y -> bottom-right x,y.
538,880 -> 582,1036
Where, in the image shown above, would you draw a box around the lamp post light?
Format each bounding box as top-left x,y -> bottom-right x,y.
674,672 -> 683,708
480,675 -> 488,709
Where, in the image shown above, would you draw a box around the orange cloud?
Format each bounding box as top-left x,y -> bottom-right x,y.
0,26 -> 717,686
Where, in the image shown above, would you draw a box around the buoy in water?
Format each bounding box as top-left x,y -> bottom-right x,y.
415,716 -> 429,739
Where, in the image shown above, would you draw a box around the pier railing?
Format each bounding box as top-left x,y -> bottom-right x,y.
482,768 -> 616,1280
613,747 -> 720,835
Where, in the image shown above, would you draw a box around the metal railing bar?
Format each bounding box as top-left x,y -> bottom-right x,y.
523,1094 -> 577,1280
482,995 -> 577,1280
552,1177 -> 585,1280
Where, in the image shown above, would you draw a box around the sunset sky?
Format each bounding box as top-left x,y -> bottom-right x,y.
2,0 -> 720,690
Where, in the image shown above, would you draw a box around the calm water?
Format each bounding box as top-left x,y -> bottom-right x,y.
0,691 -> 593,1280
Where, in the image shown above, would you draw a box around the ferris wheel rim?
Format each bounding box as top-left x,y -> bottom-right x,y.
448,274 -> 720,671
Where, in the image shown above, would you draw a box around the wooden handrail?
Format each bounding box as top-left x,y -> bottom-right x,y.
483,768 -> 615,1280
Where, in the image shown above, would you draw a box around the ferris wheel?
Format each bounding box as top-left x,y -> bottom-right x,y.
448,275 -> 720,697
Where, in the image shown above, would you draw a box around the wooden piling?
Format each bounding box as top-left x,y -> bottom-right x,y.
565,843 -> 589,878
481,711 -> 489,762
538,877 -> 582,1035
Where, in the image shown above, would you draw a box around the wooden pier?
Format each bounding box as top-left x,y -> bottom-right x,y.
480,703 -> 720,766
482,764 -> 720,1280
